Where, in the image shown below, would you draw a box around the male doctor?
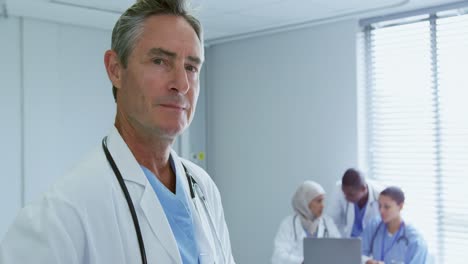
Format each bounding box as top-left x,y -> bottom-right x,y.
0,0 -> 235,263
328,168 -> 382,238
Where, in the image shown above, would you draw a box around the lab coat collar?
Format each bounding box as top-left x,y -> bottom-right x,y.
170,151 -> 219,261
105,126 -> 182,264
106,127 -> 187,188
367,183 -> 379,204
293,214 -> 326,239
106,126 -> 147,186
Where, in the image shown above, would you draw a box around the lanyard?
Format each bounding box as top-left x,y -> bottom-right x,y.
380,222 -> 404,261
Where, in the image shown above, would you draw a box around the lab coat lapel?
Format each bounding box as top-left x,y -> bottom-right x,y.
140,185 -> 181,263
170,152 -> 218,261
317,218 -> 325,237
106,127 -> 182,264
363,184 -> 378,225
346,202 -> 354,236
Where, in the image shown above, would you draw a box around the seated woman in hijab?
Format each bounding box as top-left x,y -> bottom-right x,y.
361,186 -> 429,264
271,181 -> 340,264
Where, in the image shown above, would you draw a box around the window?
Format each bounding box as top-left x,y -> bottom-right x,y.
361,6 -> 468,263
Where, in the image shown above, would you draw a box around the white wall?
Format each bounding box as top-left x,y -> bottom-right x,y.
21,18 -> 115,203
205,19 -> 360,263
0,16 -> 115,238
188,67 -> 208,168
0,17 -> 22,239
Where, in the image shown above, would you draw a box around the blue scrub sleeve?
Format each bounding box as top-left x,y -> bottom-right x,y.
406,238 -> 428,264
361,218 -> 380,257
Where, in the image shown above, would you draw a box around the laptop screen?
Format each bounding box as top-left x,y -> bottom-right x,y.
303,238 -> 361,264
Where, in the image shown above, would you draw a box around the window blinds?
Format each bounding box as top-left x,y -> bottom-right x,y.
363,10 -> 468,263
435,13 -> 468,263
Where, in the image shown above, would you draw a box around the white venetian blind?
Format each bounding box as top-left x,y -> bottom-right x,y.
363,9 -> 468,264
436,13 -> 468,263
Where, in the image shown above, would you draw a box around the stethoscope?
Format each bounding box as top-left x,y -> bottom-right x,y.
369,221 -> 409,259
102,136 -> 227,264
292,214 -> 329,241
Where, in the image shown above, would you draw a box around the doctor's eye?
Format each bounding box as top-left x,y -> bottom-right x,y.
152,58 -> 165,65
185,64 -> 199,73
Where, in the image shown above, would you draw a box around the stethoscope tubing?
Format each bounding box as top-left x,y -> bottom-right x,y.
102,137 -> 147,264
370,221 -> 409,254
102,136 -> 227,264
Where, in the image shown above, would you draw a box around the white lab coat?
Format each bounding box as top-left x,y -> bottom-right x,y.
271,214 -> 341,264
327,181 -> 383,238
0,127 -> 236,264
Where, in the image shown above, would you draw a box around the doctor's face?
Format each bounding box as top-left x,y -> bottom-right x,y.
110,15 -> 203,140
342,185 -> 366,204
379,194 -> 403,223
308,194 -> 325,217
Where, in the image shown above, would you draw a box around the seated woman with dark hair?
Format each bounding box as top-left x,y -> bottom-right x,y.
362,186 -> 429,264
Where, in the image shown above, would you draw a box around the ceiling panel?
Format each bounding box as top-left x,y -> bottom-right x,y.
6,0 -> 462,42
236,1 -> 337,24
201,13 -> 282,39
200,1 -> 339,40
51,0 -> 134,13
196,0 -> 284,13
323,0 -> 407,10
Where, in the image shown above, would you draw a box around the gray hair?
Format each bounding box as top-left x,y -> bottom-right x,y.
111,0 -> 203,100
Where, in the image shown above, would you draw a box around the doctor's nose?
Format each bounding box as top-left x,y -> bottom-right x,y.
170,64 -> 190,94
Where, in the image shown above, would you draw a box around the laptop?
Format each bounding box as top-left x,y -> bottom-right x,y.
303,238 -> 361,264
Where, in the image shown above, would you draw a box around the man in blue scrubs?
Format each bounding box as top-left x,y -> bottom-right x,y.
328,168 -> 383,238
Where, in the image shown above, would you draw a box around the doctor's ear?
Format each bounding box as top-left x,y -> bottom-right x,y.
104,50 -> 123,90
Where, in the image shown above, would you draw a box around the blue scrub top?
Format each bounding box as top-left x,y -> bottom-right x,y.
141,158 -> 199,263
362,218 -> 428,264
351,203 -> 367,237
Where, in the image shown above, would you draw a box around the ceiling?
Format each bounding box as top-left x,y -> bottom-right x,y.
4,0 -> 462,45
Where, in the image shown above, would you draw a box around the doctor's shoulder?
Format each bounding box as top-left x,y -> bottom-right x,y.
366,217 -> 382,232
19,145 -> 108,205
33,145 -> 119,221
54,146 -> 114,200
279,214 -> 296,227
360,217 -> 382,245
321,214 -> 341,238
0,148 -> 106,263
329,181 -> 347,205
403,221 -> 427,244
273,215 -> 297,239
322,214 -> 337,226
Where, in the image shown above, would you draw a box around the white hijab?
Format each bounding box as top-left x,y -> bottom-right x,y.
292,181 -> 325,236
